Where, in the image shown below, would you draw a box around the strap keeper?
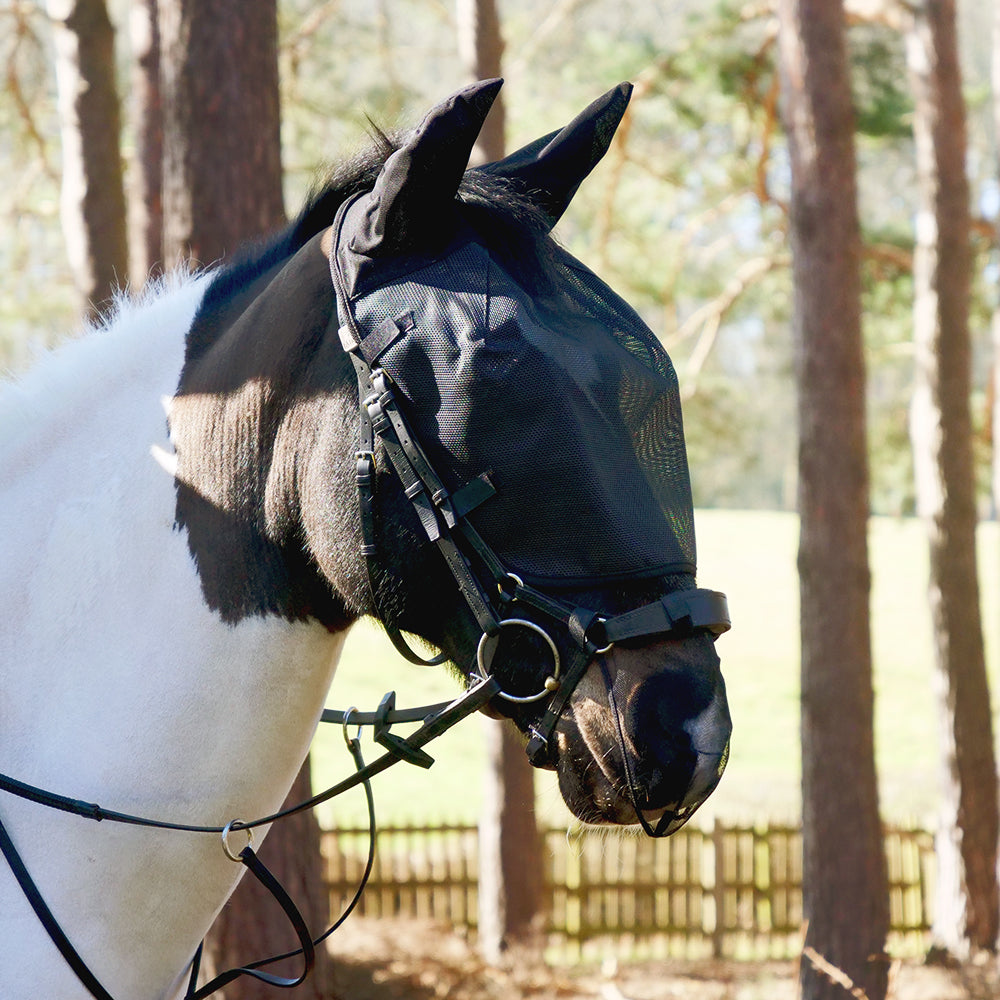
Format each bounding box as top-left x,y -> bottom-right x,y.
355,451 -> 374,486
337,324 -> 358,352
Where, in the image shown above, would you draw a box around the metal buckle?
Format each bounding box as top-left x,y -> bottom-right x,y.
474,618 -> 561,703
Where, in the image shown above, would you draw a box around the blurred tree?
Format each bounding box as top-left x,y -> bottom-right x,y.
905,0 -> 998,959
157,0 -> 284,269
776,1 -> 890,998
46,0 -> 128,321
127,0 -> 162,288
994,0 -> 1000,519
154,1 -> 331,994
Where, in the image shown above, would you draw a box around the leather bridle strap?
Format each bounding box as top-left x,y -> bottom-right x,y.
0,811 -> 115,1000
0,808 -> 313,1000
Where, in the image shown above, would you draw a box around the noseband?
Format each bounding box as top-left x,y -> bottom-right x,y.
335,305 -> 731,774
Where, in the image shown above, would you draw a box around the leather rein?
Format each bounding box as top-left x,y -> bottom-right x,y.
0,676 -> 499,1000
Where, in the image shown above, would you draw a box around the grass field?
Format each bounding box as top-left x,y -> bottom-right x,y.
309,509 -> 1000,830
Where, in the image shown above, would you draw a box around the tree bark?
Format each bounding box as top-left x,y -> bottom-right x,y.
992,1 -> 1000,521
456,0 -> 505,167
158,0 -> 285,268
47,0 -> 128,321
127,0 -> 163,288
776,1 -> 890,997
477,719 -> 545,962
906,0 -> 999,958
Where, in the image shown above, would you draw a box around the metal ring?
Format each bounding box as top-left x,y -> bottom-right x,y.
497,572 -> 524,601
475,618 -> 561,704
591,617 -> 614,655
221,820 -> 254,862
342,706 -> 362,749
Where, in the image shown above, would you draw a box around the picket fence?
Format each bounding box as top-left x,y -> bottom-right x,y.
321,821 -> 934,961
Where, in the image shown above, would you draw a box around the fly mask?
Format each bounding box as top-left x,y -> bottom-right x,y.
329,80 -> 730,832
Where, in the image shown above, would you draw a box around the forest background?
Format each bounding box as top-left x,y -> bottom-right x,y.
1,0 -> 999,820
1,0 -> 999,830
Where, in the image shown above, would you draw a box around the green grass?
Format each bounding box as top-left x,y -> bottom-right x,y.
310,510 -> 1000,829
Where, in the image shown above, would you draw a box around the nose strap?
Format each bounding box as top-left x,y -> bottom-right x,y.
525,639 -> 595,769
602,589 -> 730,644
522,590 -> 729,771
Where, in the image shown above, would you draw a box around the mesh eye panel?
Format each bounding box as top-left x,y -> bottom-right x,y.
342,230 -> 696,586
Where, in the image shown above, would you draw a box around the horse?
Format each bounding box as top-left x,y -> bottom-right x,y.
0,79 -> 731,999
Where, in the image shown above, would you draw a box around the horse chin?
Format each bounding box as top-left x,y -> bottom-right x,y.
553,734 -> 727,831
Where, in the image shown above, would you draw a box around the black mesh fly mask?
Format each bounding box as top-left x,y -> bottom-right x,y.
330,80 -> 730,836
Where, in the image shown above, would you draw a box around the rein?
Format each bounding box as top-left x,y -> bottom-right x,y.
0,676 -> 499,1000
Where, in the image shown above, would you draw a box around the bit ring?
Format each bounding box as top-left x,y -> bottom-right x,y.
475,618 -> 561,703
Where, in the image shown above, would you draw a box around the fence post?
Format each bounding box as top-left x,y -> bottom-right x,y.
713,818 -> 725,958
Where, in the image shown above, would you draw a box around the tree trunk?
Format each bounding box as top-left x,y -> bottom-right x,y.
456,0 -> 505,167
47,0 -> 128,321
906,0 -> 999,958
776,2 -> 890,998
156,3 -> 331,994
992,1 -> 1000,521
158,0 -> 285,268
477,719 -> 545,962
127,0 -> 163,288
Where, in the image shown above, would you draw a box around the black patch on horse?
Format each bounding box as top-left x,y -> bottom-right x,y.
171,129 -> 557,627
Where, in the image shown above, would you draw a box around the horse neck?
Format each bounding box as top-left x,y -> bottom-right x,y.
0,274 -> 349,999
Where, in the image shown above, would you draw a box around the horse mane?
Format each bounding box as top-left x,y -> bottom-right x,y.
199,127 -> 559,319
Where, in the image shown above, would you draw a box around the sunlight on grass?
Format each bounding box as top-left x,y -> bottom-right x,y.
311,510 -> 1000,829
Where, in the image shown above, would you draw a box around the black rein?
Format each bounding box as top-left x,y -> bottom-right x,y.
0,676 -> 499,1000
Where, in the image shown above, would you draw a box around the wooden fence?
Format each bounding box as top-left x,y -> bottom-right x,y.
321,822 -> 935,960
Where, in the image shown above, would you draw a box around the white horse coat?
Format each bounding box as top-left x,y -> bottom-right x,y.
0,277 -> 345,999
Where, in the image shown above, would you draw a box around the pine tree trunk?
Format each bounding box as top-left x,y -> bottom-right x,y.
905,0 -> 999,958
47,0 -> 128,321
456,0 -> 506,167
776,1 -> 890,997
127,0 -> 163,288
477,719 -> 545,962
991,1 -> 1000,521
456,0 -> 544,963
158,0 -> 284,268
156,3 -> 332,994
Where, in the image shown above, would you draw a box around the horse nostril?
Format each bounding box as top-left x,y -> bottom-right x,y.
625,674 -> 731,813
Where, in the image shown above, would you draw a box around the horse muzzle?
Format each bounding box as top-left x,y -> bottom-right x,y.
551,639 -> 731,837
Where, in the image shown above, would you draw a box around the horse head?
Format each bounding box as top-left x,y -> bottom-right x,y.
319,80 -> 732,835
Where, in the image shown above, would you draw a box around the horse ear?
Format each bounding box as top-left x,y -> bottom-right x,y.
351,78 -> 504,256
476,82 -> 633,229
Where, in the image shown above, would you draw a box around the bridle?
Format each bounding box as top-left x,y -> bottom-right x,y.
331,211 -> 731,789
338,340 -> 730,836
